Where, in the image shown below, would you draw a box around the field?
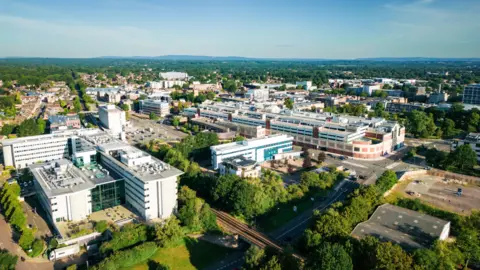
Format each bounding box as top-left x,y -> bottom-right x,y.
130,238 -> 235,270
388,174 -> 480,215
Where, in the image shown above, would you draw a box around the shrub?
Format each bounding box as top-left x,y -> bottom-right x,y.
95,220 -> 108,233
29,239 -> 44,257
0,249 -> 18,270
100,223 -> 151,254
93,242 -> 158,270
19,229 -> 35,251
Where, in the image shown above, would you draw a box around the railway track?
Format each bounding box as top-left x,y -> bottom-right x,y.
212,209 -> 283,251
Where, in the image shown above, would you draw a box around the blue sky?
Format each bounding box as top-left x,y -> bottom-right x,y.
0,0 -> 479,58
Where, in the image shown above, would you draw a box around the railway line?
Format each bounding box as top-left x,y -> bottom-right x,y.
212,209 -> 283,250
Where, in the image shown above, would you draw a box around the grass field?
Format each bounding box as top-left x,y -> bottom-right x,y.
130,237 -> 235,270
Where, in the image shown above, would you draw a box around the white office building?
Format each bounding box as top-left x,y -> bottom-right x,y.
139,99 -> 170,117
19,129 -> 183,226
159,72 -> 188,81
210,134 -> 294,169
2,132 -> 75,169
99,105 -> 126,137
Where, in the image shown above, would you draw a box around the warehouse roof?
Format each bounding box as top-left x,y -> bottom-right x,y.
351,204 -> 450,249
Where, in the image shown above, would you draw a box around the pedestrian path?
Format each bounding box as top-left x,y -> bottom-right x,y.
342,161 -> 368,169
386,162 -> 400,169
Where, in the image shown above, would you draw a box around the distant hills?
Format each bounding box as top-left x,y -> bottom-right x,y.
97,55 -> 480,62
2,55 -> 480,62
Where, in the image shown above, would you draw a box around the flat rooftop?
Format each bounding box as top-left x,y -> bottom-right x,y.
29,159 -> 117,197
211,134 -> 292,153
351,204 -> 450,249
223,156 -> 257,168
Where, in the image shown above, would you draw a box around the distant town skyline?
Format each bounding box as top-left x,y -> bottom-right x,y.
1,0 -> 479,58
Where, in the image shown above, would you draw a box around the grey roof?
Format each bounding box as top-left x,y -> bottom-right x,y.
351,204 -> 450,249
29,159 -> 117,197
223,156 -> 257,168
48,115 -> 80,125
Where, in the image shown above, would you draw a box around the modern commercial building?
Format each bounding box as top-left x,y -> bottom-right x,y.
139,99 -> 170,117
99,105 -> 126,137
462,84 -> 480,105
187,102 -> 405,160
48,115 -> 82,132
2,132 -> 75,169
210,134 -> 294,169
451,132 -> 480,162
16,129 -> 183,225
159,72 -> 188,81
352,204 -> 450,249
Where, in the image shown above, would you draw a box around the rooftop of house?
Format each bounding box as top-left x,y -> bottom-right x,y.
351,204 -> 450,249
222,156 -> 257,168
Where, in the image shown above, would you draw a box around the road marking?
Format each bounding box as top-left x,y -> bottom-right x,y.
216,258 -> 241,270
274,190 -> 345,240
386,162 -> 400,169
342,161 -> 368,169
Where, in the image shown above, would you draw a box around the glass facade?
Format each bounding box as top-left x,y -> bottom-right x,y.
91,180 -> 126,212
262,142 -> 293,160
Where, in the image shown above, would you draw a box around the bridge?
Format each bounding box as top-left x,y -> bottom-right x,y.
212,209 -> 305,260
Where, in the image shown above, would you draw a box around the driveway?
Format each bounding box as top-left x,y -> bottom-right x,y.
0,215 -> 53,270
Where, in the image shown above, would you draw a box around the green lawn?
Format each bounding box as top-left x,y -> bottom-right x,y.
130,238 -> 234,270
256,189 -> 328,232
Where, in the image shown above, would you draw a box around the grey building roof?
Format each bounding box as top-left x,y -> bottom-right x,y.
351,204 -> 450,249
223,156 -> 257,168
29,159 -> 116,197
48,115 -> 80,125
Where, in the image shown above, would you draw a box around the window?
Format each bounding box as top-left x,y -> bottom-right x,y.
354,147 -> 360,152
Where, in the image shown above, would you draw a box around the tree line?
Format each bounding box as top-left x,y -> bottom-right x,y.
0,183 -> 45,258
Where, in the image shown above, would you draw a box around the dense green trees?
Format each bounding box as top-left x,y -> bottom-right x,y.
449,144 -> 477,170
284,98 -> 294,110
405,110 -> 437,138
375,170 -> 398,193
424,145 -> 477,173
5,118 -> 49,137
244,246 -> 301,270
154,216 -> 184,248
0,95 -> 18,118
305,242 -> 352,270
100,223 -> 152,255
0,249 -> 18,270
0,182 -> 44,257
93,242 -> 158,270
177,186 -> 217,232
222,80 -> 237,92
0,124 -> 16,136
